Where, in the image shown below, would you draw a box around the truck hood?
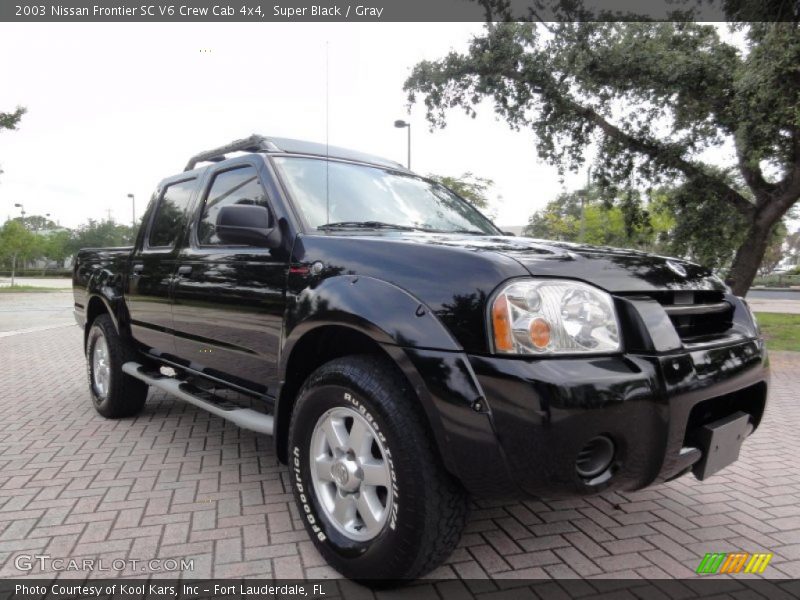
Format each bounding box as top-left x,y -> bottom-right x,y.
337,231 -> 726,294
296,231 -> 728,354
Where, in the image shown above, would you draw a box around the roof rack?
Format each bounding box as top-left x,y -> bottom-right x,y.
183,134 -> 279,171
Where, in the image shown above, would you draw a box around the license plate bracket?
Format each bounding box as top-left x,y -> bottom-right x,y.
691,411 -> 750,481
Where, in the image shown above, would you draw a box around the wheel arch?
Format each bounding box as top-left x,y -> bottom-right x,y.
84,294 -> 119,348
275,276 -> 466,468
275,321 -> 452,464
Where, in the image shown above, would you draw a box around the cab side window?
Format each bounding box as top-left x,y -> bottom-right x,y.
198,166 -> 272,246
148,179 -> 196,248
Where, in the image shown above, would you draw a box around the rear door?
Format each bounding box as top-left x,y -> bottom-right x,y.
171,158 -> 289,396
125,177 -> 198,357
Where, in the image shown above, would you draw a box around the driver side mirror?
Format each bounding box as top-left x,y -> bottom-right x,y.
215,204 -> 281,248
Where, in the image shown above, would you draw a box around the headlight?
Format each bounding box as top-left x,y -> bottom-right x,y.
490,279 -> 621,355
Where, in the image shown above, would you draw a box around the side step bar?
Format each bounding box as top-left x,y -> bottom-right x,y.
122,362 -> 274,435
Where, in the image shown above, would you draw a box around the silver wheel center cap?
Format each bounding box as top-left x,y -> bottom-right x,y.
330,459 -> 360,492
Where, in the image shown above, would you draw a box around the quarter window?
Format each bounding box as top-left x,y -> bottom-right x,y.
148,179 -> 196,248
198,166 -> 272,246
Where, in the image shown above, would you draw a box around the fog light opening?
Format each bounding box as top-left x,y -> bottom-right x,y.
576,435 -> 616,479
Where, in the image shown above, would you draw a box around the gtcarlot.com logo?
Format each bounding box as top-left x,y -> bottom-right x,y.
696,552 -> 772,574
15,555 -> 193,573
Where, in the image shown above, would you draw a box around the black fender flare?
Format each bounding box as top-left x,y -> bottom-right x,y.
282,274 -> 461,358
83,268 -> 128,346
275,275 -> 484,474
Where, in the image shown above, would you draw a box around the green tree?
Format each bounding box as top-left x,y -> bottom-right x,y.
525,186 -> 674,251
656,177 -> 751,270
15,214 -> 57,232
757,222 -> 788,276
0,106 -> 26,179
405,20 -> 800,294
787,229 -> 800,267
0,220 -> 40,285
67,219 -> 135,255
0,108 -> 25,130
525,192 -> 582,241
428,172 -> 494,210
42,230 -> 74,267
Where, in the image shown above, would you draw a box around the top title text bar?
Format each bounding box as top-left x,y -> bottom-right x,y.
1,0 -> 797,22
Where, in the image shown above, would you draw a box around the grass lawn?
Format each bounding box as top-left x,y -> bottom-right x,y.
755,312 -> 800,352
0,285 -> 63,293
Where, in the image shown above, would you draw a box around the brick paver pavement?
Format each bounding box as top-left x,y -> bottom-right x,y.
1,325 -> 799,584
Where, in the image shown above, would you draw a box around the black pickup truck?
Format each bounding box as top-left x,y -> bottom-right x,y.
73,135 -> 768,581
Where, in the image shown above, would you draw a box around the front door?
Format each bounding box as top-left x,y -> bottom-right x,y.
171,161 -> 288,396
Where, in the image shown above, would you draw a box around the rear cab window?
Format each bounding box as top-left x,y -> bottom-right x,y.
148,178 -> 197,248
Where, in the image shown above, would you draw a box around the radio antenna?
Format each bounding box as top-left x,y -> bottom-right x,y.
325,41 -> 330,226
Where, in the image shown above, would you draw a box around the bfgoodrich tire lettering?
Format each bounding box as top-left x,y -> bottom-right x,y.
288,355 -> 469,582
85,314 -> 148,418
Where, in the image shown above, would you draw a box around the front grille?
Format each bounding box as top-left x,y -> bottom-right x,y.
648,290 -> 734,342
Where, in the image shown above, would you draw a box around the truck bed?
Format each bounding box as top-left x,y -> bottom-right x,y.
72,247 -> 133,320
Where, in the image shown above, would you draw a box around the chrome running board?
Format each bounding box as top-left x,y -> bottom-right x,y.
122,362 -> 274,435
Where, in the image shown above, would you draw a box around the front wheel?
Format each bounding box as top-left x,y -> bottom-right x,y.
288,355 -> 469,582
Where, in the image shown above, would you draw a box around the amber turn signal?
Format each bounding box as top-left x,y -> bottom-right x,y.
492,295 -> 514,352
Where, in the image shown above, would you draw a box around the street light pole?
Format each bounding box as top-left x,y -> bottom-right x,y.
11,203 -> 26,283
127,194 -> 135,228
394,120 -> 411,169
13,203 -> 26,229
406,123 -> 411,169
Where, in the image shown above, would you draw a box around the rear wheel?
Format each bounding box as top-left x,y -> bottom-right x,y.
86,314 -> 148,418
288,355 -> 469,583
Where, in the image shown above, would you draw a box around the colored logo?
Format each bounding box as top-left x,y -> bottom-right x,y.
696,552 -> 772,574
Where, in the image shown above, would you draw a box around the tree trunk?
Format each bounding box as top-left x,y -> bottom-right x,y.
10,253 -> 16,287
726,219 -> 774,296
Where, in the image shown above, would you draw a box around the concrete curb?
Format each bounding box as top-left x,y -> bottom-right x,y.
751,287 -> 800,293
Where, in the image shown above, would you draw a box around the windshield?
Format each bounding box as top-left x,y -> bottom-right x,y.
272,156 -> 500,235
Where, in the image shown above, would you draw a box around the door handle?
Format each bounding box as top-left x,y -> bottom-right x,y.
177,265 -> 192,276
132,264 -> 144,274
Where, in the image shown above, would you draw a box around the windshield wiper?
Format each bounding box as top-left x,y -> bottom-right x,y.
318,221 -> 417,231
317,222 -> 490,235
449,228 -> 489,235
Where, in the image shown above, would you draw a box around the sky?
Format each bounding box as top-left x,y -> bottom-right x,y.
0,22 -> 590,230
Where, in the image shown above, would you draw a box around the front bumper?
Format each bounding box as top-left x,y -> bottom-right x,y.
463,338 -> 768,498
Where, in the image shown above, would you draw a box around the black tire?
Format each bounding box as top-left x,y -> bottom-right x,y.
288,355 -> 469,583
85,314 -> 148,418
